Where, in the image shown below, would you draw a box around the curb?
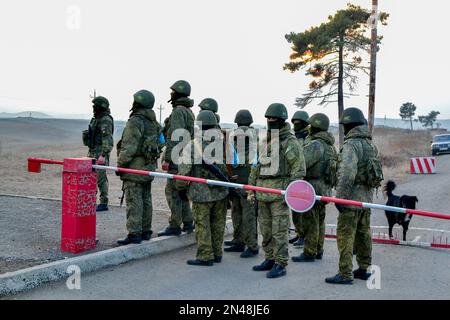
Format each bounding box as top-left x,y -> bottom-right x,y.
0,220 -> 234,297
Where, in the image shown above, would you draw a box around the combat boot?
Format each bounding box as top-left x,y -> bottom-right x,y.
182,223 -> 194,234
224,240 -> 235,246
252,259 -> 275,271
142,231 -> 153,241
96,204 -> 109,212
224,244 -> 245,252
325,274 -> 353,285
187,259 -> 214,266
353,268 -> 371,280
240,248 -> 259,258
315,252 -> 323,260
266,264 -> 287,279
291,253 -> 315,262
293,238 -> 305,247
289,236 -> 299,244
157,227 -> 182,237
117,234 -> 142,246
214,255 -> 222,263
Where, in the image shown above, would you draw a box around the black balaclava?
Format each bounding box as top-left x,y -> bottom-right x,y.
168,91 -> 187,105
93,105 -> 106,118
293,120 -> 308,133
309,127 -> 323,136
267,118 -> 285,130
343,123 -> 362,136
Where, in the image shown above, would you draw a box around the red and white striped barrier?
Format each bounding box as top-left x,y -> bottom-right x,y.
410,157 -> 436,174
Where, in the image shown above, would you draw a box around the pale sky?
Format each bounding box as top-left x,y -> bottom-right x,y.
0,0 -> 449,123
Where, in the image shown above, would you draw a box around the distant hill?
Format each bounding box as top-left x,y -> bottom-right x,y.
374,118 -> 450,130
0,118 -> 126,144
0,111 -> 52,118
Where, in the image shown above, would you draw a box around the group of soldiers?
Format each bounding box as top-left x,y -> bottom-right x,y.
83,79 -> 382,284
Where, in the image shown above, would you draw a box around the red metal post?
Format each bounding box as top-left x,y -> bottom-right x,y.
61,158 -> 97,253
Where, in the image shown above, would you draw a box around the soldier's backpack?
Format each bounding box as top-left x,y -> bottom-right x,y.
322,143 -> 338,188
361,140 -> 384,189
116,114 -> 162,163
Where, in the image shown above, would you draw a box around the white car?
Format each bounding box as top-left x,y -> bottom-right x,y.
431,134 -> 450,156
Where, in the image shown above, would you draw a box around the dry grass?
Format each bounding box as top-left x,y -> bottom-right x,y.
373,127 -> 433,183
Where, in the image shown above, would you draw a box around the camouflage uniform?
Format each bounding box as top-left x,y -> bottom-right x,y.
292,128 -> 309,240
163,97 -> 195,230
335,125 -> 378,280
177,134 -> 229,262
118,108 -> 162,236
301,131 -> 337,257
249,123 -> 305,267
230,126 -> 258,251
86,110 -> 114,205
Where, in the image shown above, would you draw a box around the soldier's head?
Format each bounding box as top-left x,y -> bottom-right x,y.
169,80 -> 191,104
92,96 -> 110,116
291,110 -> 309,132
339,107 -> 366,135
234,109 -> 253,127
199,98 -> 218,113
132,90 -> 155,111
265,103 -> 288,130
308,113 -> 330,134
196,110 -> 218,131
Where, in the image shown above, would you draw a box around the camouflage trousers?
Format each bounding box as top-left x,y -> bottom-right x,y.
337,208 -> 372,279
124,181 -> 153,235
89,152 -> 109,205
165,180 -> 193,229
192,199 -> 227,261
292,211 -> 305,238
301,202 -> 326,256
230,193 -> 258,251
259,200 -> 290,267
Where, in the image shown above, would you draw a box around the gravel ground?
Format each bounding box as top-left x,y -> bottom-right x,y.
0,195 -> 173,274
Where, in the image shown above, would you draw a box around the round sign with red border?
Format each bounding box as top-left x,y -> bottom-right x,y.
285,180 -> 316,213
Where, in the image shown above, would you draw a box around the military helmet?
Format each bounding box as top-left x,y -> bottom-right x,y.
199,98 -> 218,113
196,110 -> 218,126
133,90 -> 155,109
339,107 -> 366,125
264,103 -> 288,120
308,113 -> 330,131
92,96 -> 110,109
291,110 -> 309,123
170,80 -> 191,96
234,109 -> 253,126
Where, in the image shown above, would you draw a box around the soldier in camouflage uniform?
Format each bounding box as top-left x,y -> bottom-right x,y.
116,90 -> 162,245
177,110 -> 229,266
289,110 -> 309,246
199,98 -> 221,128
292,113 -> 337,262
159,80 -> 195,237
326,107 -> 382,284
224,110 -> 259,258
248,103 -> 306,278
83,96 -> 114,212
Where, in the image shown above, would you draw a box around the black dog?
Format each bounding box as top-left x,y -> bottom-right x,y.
383,180 -> 419,241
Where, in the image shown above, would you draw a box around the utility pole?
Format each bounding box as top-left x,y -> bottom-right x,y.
157,104 -> 164,124
368,0 -> 379,134
89,89 -> 97,99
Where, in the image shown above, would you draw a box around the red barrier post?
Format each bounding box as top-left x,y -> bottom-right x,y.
61,158 -> 97,253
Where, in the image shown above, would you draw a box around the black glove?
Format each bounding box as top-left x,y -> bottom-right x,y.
335,203 -> 345,213
179,190 -> 189,202
115,171 -> 122,177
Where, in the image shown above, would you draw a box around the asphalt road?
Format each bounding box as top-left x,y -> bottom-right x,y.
7,155 -> 450,300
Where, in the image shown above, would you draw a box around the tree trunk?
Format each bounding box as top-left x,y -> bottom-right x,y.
338,36 -> 344,147
368,0 -> 378,135
410,117 -> 413,131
